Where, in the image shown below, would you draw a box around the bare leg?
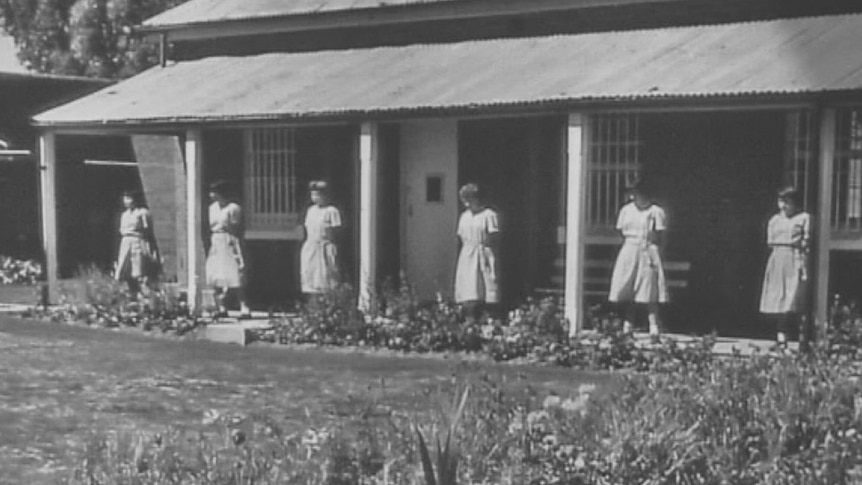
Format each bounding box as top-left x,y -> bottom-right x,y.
621,303 -> 635,334
775,314 -> 788,347
647,303 -> 661,336
126,278 -> 141,299
214,287 -> 228,316
238,284 -> 251,317
798,312 -> 811,353
461,301 -> 482,325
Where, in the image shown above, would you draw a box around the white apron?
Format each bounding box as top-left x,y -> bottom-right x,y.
608,203 -> 668,304
205,202 -> 245,289
300,204 -> 342,294
114,208 -> 155,280
454,208 -> 499,304
760,212 -> 810,314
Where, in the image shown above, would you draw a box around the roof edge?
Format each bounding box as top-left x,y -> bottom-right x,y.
139,0 -> 673,38
34,90 -> 852,130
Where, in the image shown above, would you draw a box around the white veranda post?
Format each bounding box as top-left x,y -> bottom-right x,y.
565,114 -> 588,336
814,108 -> 836,334
358,122 -> 379,312
185,129 -> 204,313
39,132 -> 59,305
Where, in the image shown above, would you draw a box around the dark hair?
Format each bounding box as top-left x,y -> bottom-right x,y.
625,178 -> 650,199
209,180 -> 231,197
122,189 -> 144,206
309,180 -> 330,194
778,186 -> 802,206
459,183 -> 480,201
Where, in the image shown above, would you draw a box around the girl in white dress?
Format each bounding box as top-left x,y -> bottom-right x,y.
300,180 -> 342,297
759,186 -> 810,348
608,181 -> 667,337
114,190 -> 159,295
455,183 -> 500,323
205,181 -> 251,318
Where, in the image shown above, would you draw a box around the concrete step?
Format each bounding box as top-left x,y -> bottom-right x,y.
197,319 -> 275,346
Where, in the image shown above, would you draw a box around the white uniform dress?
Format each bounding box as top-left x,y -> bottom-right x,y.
115,207 -> 155,280
759,211 -> 810,314
608,202 -> 668,304
300,204 -> 342,294
206,202 -> 245,289
455,208 -> 499,304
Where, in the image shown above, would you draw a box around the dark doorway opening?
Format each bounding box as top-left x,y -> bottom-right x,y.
458,117 -> 563,309
641,111 -> 787,337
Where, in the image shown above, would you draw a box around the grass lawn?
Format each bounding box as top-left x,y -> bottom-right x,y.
0,315 -> 612,484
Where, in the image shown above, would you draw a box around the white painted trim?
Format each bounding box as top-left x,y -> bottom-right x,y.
83,159 -> 137,167
358,122 -> 379,312
565,113 -> 587,336
185,129 -> 204,313
815,108 -> 836,331
0,149 -> 32,157
38,133 -> 59,304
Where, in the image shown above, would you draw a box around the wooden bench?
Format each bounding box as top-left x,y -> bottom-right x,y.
539,257 -> 691,301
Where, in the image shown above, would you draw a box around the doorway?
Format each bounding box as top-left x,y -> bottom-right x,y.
458,117 -> 563,308
641,111 -> 787,337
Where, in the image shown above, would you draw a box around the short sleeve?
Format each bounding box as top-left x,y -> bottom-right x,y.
226,203 -> 242,228
615,204 -> 627,231
485,210 -> 500,234
326,206 -> 342,228
800,213 -> 812,245
652,206 -> 667,231
138,208 -> 152,230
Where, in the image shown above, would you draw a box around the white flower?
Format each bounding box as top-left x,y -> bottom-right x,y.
202,409 -> 221,425
561,394 -> 590,416
574,455 -> 586,469
542,395 -> 562,409
527,410 -> 549,428
577,383 -> 597,395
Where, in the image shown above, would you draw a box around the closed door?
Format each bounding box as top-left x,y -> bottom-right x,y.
400,120 -> 459,301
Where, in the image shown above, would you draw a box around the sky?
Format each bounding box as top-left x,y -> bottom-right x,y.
0,32 -> 27,73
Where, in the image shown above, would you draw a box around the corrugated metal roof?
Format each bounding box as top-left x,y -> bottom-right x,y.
143,0 -> 668,28
36,14 -> 862,126
144,0 -> 462,27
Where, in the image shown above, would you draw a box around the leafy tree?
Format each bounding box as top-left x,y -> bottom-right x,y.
0,0 -> 184,78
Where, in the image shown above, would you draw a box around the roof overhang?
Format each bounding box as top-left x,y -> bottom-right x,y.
35,14 -> 862,129
137,0 -> 676,41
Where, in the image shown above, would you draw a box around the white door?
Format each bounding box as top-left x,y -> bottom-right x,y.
400,120 -> 459,301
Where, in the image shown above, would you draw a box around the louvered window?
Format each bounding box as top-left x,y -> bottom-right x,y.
586,113 -> 641,240
243,127 -> 301,239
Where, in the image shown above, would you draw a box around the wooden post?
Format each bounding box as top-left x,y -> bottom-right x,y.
185,129 -> 204,313
358,122 -> 379,312
565,114 -> 588,336
814,108 -> 836,334
38,132 -> 59,305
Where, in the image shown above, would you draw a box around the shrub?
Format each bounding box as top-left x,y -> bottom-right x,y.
0,255 -> 42,285
272,280 -> 484,354
27,266 -> 200,335
61,352 -> 862,484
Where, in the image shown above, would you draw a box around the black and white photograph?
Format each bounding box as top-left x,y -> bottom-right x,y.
1,0 -> 862,482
